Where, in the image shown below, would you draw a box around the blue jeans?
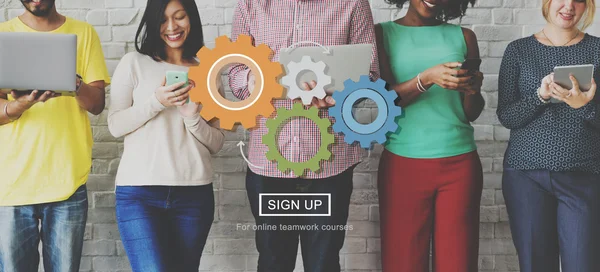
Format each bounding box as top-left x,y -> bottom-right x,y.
246,167 -> 354,272
503,168 -> 600,272
115,184 -> 214,272
0,185 -> 88,272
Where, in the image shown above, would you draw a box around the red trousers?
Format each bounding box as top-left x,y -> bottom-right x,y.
377,149 -> 483,272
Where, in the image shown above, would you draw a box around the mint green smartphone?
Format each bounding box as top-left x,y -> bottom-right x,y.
166,70 -> 189,88
166,70 -> 189,103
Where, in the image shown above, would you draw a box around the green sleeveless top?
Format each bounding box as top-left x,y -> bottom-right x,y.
381,21 -> 476,158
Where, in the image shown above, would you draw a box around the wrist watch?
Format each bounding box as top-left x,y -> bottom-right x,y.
75,74 -> 83,96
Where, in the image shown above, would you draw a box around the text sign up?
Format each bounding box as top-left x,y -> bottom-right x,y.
259,193 -> 331,216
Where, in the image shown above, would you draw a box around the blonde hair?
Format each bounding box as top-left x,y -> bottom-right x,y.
542,0 -> 596,30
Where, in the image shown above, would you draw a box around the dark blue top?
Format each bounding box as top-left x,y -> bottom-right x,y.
497,34 -> 600,174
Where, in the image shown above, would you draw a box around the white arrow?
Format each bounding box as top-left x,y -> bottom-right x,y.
283,41 -> 331,54
237,141 -> 264,169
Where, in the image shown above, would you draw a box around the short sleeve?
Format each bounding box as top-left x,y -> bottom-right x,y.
82,26 -> 111,85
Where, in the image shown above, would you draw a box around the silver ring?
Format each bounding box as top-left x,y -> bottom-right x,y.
566,93 -> 572,98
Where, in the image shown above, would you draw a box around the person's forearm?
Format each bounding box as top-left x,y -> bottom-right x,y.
463,93 -> 485,122
183,115 -> 225,154
76,83 -> 105,115
0,99 -> 26,125
390,77 -> 425,107
0,98 -> 10,125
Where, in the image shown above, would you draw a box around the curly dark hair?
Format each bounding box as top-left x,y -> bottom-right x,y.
385,0 -> 477,22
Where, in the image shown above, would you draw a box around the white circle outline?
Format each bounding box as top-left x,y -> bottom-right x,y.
207,54 -> 265,111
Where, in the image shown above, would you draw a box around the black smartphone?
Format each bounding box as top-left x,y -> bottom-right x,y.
460,58 -> 482,73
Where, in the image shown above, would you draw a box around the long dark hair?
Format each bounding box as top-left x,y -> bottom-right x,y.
386,0 -> 476,22
135,0 -> 204,61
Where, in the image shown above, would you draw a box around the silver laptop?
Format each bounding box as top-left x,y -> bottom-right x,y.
0,32 -> 77,96
279,44 -> 373,94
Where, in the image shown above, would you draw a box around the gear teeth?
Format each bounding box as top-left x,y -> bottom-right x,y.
235,34 -> 252,45
375,78 -> 386,88
263,103 -> 335,177
292,103 -> 304,111
318,118 -> 331,128
286,60 -> 299,71
197,46 -> 211,58
300,96 -> 312,105
331,91 -> 343,102
200,111 -> 216,121
390,106 -> 402,117
256,44 -> 272,59
215,35 -> 232,48
375,134 -> 388,144
343,78 -> 355,88
307,106 -> 318,115
359,75 -> 371,83
218,118 -> 236,131
300,55 -> 313,63
331,122 -> 343,132
342,133 -> 356,143
187,33 -> 284,130
326,76 -> 402,149
384,89 -> 398,102
359,140 -> 372,149
265,149 -> 277,160
284,56 -> 331,104
271,63 -> 284,76
315,61 -> 326,71
276,107 -> 288,115
308,161 -> 322,172
291,168 -> 305,177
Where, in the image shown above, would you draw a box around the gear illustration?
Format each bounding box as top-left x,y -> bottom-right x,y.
329,75 -> 402,148
263,103 -> 335,176
188,34 -> 285,130
281,56 -> 332,105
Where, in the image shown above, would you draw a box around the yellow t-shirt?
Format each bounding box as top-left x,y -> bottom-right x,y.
0,17 -> 111,206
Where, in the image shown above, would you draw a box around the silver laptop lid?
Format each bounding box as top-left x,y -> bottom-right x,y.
0,32 -> 77,92
279,44 -> 373,94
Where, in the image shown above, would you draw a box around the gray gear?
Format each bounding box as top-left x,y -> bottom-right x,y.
281,56 -> 332,105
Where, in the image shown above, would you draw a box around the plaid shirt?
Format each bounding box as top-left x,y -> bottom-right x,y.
229,0 -> 380,179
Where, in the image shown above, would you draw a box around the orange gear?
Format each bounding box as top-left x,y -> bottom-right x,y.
188,34 -> 285,130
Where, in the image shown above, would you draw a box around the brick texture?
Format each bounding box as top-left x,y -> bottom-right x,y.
3,0 -> 600,271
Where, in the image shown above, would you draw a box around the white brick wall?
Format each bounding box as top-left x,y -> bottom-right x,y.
2,0 -> 600,271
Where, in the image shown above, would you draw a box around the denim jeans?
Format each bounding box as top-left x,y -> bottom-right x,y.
246,167 -> 354,272
503,168 -> 600,272
115,184 -> 214,272
0,185 -> 88,272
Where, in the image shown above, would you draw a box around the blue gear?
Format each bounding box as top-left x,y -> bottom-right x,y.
328,75 -> 402,148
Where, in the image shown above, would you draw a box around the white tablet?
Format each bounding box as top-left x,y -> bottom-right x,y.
278,44 -> 373,95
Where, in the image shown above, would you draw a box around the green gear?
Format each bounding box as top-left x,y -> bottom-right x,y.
263,103 -> 335,176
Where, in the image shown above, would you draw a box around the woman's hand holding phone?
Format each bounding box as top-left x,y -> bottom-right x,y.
422,62 -> 474,93
464,71 -> 483,95
155,77 -> 192,107
177,79 -> 202,117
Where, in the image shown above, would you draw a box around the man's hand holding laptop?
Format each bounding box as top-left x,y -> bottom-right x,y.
248,72 -> 335,109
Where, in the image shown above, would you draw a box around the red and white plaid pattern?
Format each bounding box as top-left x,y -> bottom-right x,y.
228,0 -> 380,179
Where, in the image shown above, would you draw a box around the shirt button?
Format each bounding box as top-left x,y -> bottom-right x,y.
294,136 -> 299,143
296,24 -> 302,29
